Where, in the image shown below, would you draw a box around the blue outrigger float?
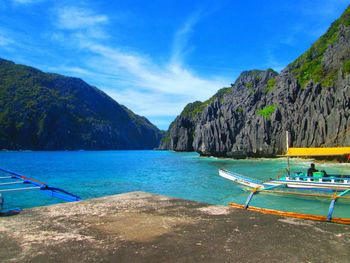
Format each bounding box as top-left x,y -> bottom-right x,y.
219,142 -> 350,224
0,167 -> 81,216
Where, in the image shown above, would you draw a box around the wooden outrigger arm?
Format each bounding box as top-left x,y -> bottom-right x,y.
233,184 -> 350,225
242,184 -> 350,224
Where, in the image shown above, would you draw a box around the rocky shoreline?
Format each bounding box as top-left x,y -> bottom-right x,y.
1,192 -> 350,263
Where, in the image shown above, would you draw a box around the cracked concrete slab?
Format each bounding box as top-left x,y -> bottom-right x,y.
1,191 -> 350,263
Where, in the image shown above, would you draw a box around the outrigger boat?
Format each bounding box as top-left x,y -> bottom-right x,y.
219,136 -> 350,224
219,168 -> 350,191
0,167 -> 81,216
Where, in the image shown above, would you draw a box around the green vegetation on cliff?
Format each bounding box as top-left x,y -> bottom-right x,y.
343,59 -> 350,74
265,77 -> 276,93
180,87 -> 231,119
290,5 -> 350,87
181,101 -> 205,119
257,104 -> 277,119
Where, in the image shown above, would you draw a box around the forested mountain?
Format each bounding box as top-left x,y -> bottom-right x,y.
0,59 -> 162,150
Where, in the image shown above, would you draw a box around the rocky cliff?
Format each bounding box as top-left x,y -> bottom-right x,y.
159,6 -> 350,157
0,59 -> 163,150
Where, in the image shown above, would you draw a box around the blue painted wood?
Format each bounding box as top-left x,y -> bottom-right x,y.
338,189 -> 350,197
244,191 -> 256,209
0,167 -> 81,206
262,184 -> 284,191
327,199 -> 336,221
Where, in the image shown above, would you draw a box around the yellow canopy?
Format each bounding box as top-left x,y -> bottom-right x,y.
286,147 -> 350,157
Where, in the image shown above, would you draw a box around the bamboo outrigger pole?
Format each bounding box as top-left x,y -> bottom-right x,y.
244,184 -> 286,209
286,131 -> 290,175
327,189 -> 350,221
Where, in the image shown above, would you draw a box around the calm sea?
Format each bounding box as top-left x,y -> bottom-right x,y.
1,150 -> 349,218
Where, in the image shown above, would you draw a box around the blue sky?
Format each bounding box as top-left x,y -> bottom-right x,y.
0,0 -> 349,129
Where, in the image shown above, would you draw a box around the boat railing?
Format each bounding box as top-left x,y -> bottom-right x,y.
285,175 -> 350,184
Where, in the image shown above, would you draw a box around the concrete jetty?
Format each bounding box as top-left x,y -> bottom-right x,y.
1,192 -> 350,262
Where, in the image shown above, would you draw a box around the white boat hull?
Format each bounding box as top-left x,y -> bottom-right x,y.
219,169 -> 350,191
218,169 -> 263,188
265,180 -> 350,191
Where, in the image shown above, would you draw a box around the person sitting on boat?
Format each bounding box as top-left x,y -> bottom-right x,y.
307,163 -> 318,177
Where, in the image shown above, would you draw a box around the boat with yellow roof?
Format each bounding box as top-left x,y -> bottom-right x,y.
219,133 -> 350,224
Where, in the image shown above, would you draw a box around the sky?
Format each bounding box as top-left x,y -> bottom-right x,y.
0,0 -> 349,130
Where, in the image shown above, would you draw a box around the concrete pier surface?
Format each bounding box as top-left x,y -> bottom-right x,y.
1,192 -> 350,263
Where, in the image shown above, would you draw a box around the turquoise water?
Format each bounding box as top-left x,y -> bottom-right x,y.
1,150 -> 349,218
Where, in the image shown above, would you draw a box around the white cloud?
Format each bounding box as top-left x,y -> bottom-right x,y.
105,89 -> 187,117
12,0 -> 43,4
0,34 -> 14,47
49,65 -> 92,76
171,11 -> 202,65
55,6 -> 108,30
81,43 -> 227,100
49,4 -> 230,128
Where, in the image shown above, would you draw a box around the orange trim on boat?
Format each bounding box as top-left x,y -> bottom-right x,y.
229,202 -> 350,225
261,189 -> 350,199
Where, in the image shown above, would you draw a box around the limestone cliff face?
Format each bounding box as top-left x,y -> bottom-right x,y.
160,6 -> 350,157
160,101 -> 202,151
